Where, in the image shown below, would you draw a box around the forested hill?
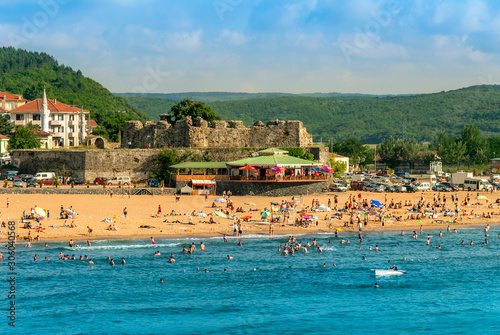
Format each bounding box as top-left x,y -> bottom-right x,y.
0,47 -> 147,140
124,85 -> 500,143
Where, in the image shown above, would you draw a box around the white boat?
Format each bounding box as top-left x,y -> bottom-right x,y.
372,269 -> 405,276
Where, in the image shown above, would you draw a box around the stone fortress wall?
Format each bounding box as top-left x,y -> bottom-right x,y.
122,116 -> 313,149
12,146 -> 329,183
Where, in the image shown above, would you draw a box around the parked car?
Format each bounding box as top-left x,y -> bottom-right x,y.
147,179 -> 160,188
107,176 -> 131,186
416,182 -> 431,192
395,171 -> 410,178
4,171 -> 19,181
376,170 -> 390,177
383,184 -> 396,192
350,180 -> 368,191
41,178 -> 55,185
21,174 -> 34,181
69,179 -> 86,185
94,177 -> 108,185
393,185 -> 407,193
364,183 -> 385,192
391,176 -> 404,184
26,179 -> 37,187
432,184 -> 452,192
13,179 -> 24,187
440,182 -> 459,191
404,184 -> 418,192
329,183 -> 348,192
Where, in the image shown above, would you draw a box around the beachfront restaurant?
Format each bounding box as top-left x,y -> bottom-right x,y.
226,148 -> 325,181
169,162 -> 229,194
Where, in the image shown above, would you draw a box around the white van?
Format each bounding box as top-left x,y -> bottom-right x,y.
416,182 -> 430,191
463,178 -> 492,191
107,176 -> 131,186
34,172 -> 56,180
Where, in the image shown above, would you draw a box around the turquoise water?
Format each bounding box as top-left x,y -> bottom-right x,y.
3,226 -> 500,334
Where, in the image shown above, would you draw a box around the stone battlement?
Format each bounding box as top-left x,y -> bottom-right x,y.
122,117 -> 313,148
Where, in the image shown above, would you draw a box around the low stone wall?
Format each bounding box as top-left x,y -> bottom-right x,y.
216,181 -> 329,197
11,147 -> 331,184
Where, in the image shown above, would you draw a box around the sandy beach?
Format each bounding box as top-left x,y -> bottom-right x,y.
1,190 -> 499,243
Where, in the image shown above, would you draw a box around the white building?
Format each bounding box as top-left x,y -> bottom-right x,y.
331,153 -> 350,173
9,89 -> 90,147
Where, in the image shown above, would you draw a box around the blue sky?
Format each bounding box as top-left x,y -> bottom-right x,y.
1,0 -> 500,94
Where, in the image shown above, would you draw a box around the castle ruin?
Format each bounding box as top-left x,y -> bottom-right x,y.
122,116 -> 313,149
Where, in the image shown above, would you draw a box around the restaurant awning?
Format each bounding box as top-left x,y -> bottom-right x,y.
191,179 -> 216,186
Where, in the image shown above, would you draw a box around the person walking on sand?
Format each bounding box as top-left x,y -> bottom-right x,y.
123,207 -> 127,218
158,205 -> 162,215
110,189 -> 113,198
6,198 -> 9,208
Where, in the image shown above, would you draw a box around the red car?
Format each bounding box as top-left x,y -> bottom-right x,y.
376,170 -> 390,177
41,178 -> 55,185
93,177 -> 108,185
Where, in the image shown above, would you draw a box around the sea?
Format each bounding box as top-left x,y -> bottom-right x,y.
3,226 -> 500,334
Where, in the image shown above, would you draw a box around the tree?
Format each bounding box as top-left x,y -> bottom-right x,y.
152,149 -> 202,185
459,125 -> 488,166
330,138 -> 373,168
330,158 -> 347,177
8,125 -> 42,150
92,126 -> 111,141
169,98 -> 221,122
0,115 -> 12,136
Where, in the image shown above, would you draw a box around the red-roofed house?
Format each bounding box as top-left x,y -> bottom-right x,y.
87,119 -> 99,132
9,88 -> 90,147
0,91 -> 26,113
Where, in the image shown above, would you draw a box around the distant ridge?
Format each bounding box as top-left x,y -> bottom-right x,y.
114,91 -> 390,102
121,85 -> 500,143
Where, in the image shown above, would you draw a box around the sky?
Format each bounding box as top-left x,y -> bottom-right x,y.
1,0 -> 500,95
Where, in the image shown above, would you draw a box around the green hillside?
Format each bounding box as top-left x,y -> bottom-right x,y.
124,96 -> 178,121
124,86 -> 500,143
208,86 -> 500,143
0,47 -> 148,141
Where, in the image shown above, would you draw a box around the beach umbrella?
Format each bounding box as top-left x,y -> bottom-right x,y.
271,167 -> 282,172
239,166 -> 255,170
214,211 -> 227,218
271,202 -> 279,205
475,196 -> 489,201
261,210 -> 271,217
301,213 -> 311,219
241,215 -> 252,220
34,207 -> 46,217
195,212 -> 207,217
321,166 -> 334,173
215,198 -> 227,203
311,215 -> 318,220
335,228 -> 343,231
370,200 -> 383,208
244,202 -> 256,206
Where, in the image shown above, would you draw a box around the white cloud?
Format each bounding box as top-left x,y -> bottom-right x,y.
432,34 -> 492,63
282,0 -> 318,25
219,29 -> 252,46
165,30 -> 203,52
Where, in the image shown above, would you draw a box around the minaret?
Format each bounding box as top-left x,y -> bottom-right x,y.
41,87 -> 50,132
